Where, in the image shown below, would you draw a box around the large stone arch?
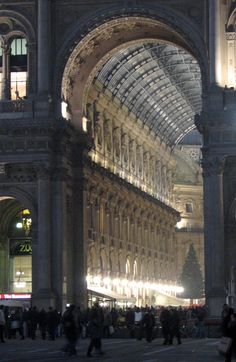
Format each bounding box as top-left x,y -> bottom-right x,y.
0,186 -> 36,223
55,4 -> 208,129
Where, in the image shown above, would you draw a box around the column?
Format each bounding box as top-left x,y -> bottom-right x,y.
202,156 -> 226,316
51,167 -> 68,312
0,233 -> 8,291
209,0 -> 222,85
32,166 -> 54,308
1,41 -> 11,100
72,161 -> 88,309
27,42 -> 37,96
37,0 -> 50,95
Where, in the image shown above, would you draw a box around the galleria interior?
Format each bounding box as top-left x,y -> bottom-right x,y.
1,0 -> 236,316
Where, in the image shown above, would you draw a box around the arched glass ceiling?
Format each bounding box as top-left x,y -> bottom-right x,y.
94,42 -> 202,147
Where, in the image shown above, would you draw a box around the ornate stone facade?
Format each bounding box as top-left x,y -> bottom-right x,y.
1,0 -> 236,316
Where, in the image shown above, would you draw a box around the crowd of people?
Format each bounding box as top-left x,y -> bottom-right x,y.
0,302 -> 209,357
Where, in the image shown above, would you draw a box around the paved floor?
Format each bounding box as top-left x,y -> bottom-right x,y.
0,337 -> 232,362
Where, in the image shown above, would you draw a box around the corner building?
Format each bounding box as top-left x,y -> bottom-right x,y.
0,0 -> 233,316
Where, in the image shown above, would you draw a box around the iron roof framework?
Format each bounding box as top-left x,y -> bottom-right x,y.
95,42 -> 202,147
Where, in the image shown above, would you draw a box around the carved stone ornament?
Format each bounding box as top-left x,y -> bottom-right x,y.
226,32 -> 236,41
201,157 -> 225,177
0,18 -> 13,35
113,128 -> 120,159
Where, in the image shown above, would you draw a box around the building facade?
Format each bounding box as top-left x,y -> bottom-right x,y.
0,0 -> 234,316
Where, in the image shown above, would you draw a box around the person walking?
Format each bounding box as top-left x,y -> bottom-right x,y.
62,304 -> 78,356
87,303 -> 104,357
0,305 -> 6,343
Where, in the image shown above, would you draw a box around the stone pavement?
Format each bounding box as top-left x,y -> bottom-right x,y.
0,337 -> 233,362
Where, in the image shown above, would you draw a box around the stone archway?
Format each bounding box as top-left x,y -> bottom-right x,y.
0,188 -> 36,295
56,5 -> 208,129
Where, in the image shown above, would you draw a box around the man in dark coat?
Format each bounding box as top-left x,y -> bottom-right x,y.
87,303 -> 104,357
142,308 -> 155,343
62,304 -> 78,356
160,307 -> 171,345
169,308 -> 182,345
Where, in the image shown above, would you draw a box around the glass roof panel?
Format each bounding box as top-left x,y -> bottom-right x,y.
94,42 -> 202,146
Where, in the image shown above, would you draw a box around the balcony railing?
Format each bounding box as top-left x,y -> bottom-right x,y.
0,99 -> 33,116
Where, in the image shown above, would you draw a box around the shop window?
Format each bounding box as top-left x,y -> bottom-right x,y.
9,209 -> 32,293
11,255 -> 32,293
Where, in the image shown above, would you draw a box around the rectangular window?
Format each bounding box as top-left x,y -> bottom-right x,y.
11,71 -> 27,99
186,202 -> 193,214
11,255 -> 32,293
11,38 -> 27,56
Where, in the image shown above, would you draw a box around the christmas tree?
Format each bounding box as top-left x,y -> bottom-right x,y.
179,243 -> 205,299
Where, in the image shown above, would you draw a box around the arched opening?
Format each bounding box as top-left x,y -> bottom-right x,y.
9,36 -> 27,100
0,197 -> 33,295
58,9 -> 206,307
0,35 -> 28,101
9,208 -> 32,292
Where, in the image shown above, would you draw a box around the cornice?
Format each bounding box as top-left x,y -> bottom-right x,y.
84,157 -> 179,218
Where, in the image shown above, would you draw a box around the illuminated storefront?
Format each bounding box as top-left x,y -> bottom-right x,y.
8,209 -> 32,294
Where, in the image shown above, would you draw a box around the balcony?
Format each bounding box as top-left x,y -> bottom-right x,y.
0,100 -> 33,119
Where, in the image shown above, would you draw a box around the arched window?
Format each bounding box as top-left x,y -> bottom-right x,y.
133,259 -> 138,277
125,258 -> 131,276
0,36 -> 28,100
10,37 -> 27,100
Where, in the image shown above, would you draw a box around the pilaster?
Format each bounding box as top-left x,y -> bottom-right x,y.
32,165 -> 54,308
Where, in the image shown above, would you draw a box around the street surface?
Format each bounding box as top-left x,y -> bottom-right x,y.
0,337 -> 231,362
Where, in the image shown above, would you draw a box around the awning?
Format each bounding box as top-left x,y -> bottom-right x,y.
88,286 -> 136,303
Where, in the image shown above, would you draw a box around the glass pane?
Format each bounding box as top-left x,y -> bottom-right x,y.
11,255 -> 32,293
22,39 -> 27,54
10,71 -> 27,100
11,38 -> 27,55
16,39 -> 20,54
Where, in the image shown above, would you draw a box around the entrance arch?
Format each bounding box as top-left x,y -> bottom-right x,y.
57,6 -> 208,132
0,190 -> 35,297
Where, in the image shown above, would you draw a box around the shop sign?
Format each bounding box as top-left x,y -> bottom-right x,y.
10,239 -> 32,256
0,293 -> 31,299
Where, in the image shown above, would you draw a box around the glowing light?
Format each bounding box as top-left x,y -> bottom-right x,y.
14,281 -> 26,288
16,222 -> 23,229
82,116 -> 88,133
87,274 -> 184,296
93,276 -> 101,285
103,277 -> 111,285
176,219 -> 185,229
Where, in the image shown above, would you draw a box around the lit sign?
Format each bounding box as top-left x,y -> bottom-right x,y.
0,293 -> 31,299
10,239 -> 32,256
